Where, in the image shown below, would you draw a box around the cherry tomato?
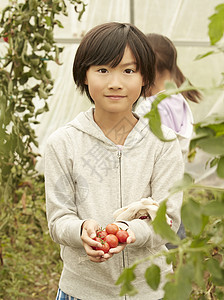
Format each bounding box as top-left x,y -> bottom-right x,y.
98,241 -> 110,253
106,223 -> 119,235
92,236 -> 103,250
93,236 -> 102,243
116,230 -> 129,243
92,237 -> 110,253
104,234 -> 119,248
96,230 -> 107,239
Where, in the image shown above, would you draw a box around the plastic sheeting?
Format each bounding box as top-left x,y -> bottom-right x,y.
0,0 -> 223,186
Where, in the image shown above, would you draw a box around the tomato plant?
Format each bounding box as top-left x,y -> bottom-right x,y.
116,4 -> 224,299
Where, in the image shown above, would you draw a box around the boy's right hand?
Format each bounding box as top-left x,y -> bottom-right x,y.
81,219 -> 114,263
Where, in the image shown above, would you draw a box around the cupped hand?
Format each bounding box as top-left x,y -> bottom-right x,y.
81,219 -> 113,263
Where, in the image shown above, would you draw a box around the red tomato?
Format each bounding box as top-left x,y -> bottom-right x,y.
96,230 -> 107,239
104,234 -> 119,248
92,237 -> 110,253
3,36 -> 8,43
106,223 -> 119,235
92,236 -> 102,250
99,241 -> 110,253
116,230 -> 129,243
93,236 -> 102,243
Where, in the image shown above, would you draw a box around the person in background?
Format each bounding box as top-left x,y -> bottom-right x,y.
44,23 -> 184,300
136,33 -> 202,245
136,33 -> 202,158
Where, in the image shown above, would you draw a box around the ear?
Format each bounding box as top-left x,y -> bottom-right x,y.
84,77 -> 88,85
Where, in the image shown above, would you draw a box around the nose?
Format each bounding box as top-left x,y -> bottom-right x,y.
107,73 -> 123,90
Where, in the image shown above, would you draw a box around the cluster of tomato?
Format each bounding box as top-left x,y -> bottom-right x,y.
92,223 -> 129,253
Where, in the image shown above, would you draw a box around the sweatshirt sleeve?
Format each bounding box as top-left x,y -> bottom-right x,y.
44,129 -> 84,248
127,129 -> 184,249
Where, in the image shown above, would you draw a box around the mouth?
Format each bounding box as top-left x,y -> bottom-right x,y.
105,95 -> 125,100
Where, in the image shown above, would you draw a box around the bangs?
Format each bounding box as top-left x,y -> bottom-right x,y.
84,24 -> 131,68
90,39 -> 127,68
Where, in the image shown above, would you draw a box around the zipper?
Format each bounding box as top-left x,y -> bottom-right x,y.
117,146 -> 127,300
117,146 -> 123,208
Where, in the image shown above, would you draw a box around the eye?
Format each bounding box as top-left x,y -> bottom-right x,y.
98,68 -> 108,73
124,68 -> 135,74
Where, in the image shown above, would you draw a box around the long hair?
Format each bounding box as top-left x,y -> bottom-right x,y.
146,33 -> 201,103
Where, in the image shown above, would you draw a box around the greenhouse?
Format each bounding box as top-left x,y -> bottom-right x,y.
0,0 -> 224,299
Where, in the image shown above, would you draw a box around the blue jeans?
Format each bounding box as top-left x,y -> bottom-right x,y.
56,288 -> 162,300
56,288 -> 81,300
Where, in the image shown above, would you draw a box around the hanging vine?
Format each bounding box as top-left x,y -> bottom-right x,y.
0,0 -> 87,200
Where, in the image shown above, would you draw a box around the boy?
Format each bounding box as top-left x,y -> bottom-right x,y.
45,22 -> 184,300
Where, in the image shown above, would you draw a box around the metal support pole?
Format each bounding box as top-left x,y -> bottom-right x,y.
130,0 -> 135,24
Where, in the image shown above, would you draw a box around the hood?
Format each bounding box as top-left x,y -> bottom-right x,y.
68,108 -> 150,149
137,93 -> 193,138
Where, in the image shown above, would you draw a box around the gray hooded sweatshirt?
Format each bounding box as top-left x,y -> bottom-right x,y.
44,108 -> 184,300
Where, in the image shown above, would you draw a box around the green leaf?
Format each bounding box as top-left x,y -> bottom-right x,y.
169,173 -> 194,194
44,16 -> 52,26
30,58 -> 40,67
206,258 -> 223,280
116,265 -> 138,296
195,51 -> 215,60
8,80 -> 13,94
196,136 -> 224,155
190,237 -> 210,249
217,156 -> 224,178
145,93 -> 175,142
145,264 -> 160,290
194,126 -> 215,137
181,199 -> 203,236
208,4 -> 224,45
192,253 -> 206,288
210,157 -> 219,168
166,251 -> 176,265
38,87 -> 48,99
16,106 -> 26,113
207,258 -> 224,286
189,127 -> 215,152
42,43 -> 52,52
164,263 -> 194,300
55,19 -> 64,28
29,0 -> 37,11
119,282 -> 138,297
152,200 -> 180,244
202,200 -> 224,216
116,265 -> 136,285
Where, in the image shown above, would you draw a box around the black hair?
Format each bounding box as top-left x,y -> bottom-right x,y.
73,22 -> 155,103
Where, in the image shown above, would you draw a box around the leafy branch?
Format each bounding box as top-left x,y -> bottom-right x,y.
0,0 -> 86,200
0,0 -> 86,272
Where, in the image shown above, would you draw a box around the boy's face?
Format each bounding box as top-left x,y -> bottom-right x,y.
85,46 -> 144,116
